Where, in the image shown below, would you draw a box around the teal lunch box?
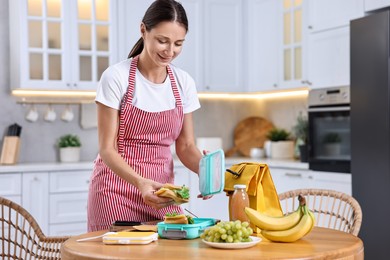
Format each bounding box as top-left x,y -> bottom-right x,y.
199,149 -> 225,196
157,218 -> 216,239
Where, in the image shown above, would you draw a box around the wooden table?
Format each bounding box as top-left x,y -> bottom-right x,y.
61,227 -> 364,260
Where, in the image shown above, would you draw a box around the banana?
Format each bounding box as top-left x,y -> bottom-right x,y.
245,206 -> 303,231
305,209 -> 316,236
260,206 -> 313,243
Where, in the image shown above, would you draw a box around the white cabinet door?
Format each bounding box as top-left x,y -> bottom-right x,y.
311,171 -> 352,195
307,26 -> 350,89
118,0 -> 154,61
280,0 -> 309,89
246,0 -> 280,92
203,0 -> 245,92
270,168 -> 314,194
307,0 -> 364,32
9,0 -> 118,90
173,165 -> 190,187
364,0 -> 390,11
188,173 -> 229,220
22,172 -> 49,234
49,192 -> 88,224
49,170 -> 90,193
50,222 -> 88,236
0,173 -> 22,204
173,0 -> 204,89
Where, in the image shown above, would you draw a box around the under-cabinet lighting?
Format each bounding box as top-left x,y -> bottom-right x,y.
12,89 -> 96,98
11,88 -> 308,104
198,89 -> 308,100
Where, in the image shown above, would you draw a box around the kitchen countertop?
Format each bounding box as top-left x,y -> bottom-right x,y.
0,157 -> 308,173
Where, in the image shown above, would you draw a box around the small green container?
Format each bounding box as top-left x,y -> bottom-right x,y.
157,218 -> 216,239
199,149 -> 225,196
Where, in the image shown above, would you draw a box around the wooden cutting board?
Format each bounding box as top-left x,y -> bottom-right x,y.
225,117 -> 274,157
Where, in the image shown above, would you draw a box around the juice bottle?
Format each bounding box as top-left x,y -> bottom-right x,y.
229,184 -> 250,222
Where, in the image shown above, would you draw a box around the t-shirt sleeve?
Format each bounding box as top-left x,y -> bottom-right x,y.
95,66 -> 124,110
180,71 -> 201,114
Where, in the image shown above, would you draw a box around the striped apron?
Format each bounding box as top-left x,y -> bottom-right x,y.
87,56 -> 184,232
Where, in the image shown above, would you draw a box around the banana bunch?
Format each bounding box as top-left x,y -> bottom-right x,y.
244,195 -> 315,242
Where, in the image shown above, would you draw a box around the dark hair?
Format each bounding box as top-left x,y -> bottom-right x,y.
128,0 -> 189,59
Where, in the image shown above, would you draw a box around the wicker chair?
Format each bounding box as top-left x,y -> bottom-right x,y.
278,189 -> 362,236
0,196 -> 69,259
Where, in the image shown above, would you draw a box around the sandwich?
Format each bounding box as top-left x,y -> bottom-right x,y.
154,184 -> 190,205
164,212 -> 194,224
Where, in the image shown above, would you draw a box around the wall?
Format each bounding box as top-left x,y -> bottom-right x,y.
0,0 -> 307,163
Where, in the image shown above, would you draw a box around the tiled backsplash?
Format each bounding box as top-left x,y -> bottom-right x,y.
194,95 -> 308,153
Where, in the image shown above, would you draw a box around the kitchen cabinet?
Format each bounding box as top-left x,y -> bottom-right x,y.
172,0 -> 204,89
364,0 -> 390,11
279,0 -> 309,90
0,173 -> 22,204
117,0 -> 153,61
307,26 -> 350,89
203,0 -> 245,92
22,172 -> 50,235
49,170 -> 90,236
9,0 -> 118,91
270,167 -> 352,195
246,0 -> 280,91
0,168 -> 90,236
189,173 -> 229,220
307,0 -> 364,32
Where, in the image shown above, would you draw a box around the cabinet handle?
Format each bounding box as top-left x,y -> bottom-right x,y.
73,83 -> 78,87
306,81 -> 312,86
66,83 -> 71,87
273,83 -> 278,88
308,25 -> 313,30
33,177 -> 39,181
284,173 -> 302,178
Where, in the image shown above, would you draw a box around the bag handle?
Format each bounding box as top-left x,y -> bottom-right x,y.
226,168 -> 240,178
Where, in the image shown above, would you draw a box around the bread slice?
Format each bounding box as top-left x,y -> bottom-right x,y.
154,184 -> 189,205
163,214 -> 188,224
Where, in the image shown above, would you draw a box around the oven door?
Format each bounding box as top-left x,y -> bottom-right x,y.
308,106 -> 350,173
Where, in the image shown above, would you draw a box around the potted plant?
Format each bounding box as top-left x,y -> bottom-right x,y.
293,113 -> 309,162
58,134 -> 81,162
266,128 -> 294,159
323,133 -> 341,156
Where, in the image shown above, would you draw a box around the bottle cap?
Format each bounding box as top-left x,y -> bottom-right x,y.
233,184 -> 246,189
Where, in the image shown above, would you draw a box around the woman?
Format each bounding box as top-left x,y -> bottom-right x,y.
87,0 -> 204,232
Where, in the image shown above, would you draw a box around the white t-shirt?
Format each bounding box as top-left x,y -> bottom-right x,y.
95,58 -> 200,113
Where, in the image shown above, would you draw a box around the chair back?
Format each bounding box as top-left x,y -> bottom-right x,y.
0,196 -> 69,259
278,189 -> 362,236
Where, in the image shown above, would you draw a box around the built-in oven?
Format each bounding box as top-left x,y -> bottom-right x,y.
308,86 -> 350,173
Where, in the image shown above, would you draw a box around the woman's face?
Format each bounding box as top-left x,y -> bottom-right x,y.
142,21 -> 186,67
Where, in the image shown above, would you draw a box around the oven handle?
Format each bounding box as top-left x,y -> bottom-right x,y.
308,106 -> 350,112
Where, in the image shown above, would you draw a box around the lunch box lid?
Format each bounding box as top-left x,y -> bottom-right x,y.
199,149 -> 225,196
157,218 -> 216,239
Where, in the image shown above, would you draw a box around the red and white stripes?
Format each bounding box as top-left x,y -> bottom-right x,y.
88,56 -> 184,231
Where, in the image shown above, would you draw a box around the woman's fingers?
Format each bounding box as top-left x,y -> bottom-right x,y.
197,194 -> 213,200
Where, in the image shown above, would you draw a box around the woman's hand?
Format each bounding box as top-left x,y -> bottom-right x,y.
197,194 -> 213,200
137,178 -> 175,209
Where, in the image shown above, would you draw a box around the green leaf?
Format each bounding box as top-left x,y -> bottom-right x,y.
175,185 -> 190,199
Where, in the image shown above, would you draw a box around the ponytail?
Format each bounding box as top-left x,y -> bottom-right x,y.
128,38 -> 144,59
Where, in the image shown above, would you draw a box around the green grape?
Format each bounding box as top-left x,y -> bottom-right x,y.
201,220 -> 254,244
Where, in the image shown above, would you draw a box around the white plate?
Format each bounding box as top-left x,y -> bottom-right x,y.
202,236 -> 261,249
